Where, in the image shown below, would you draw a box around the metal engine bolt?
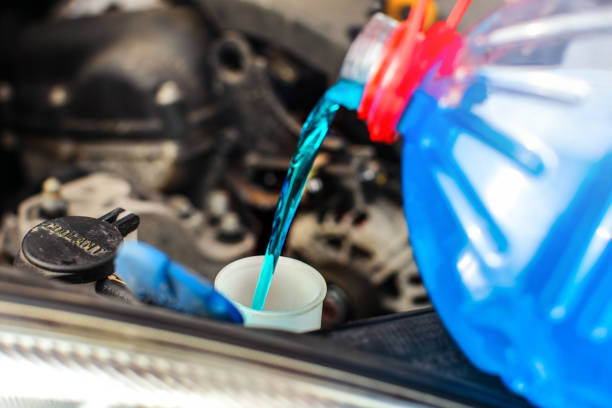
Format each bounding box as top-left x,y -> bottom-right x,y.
307,178 -> 323,194
218,212 -> 244,243
220,212 -> 240,233
155,81 -> 182,105
48,85 -> 68,107
322,284 -> 350,327
42,177 -> 61,196
40,177 -> 68,219
207,190 -> 230,219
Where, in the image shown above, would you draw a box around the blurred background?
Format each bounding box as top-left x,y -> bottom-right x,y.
0,0 -> 502,327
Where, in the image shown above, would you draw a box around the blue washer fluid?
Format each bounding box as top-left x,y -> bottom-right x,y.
339,1 -> 612,407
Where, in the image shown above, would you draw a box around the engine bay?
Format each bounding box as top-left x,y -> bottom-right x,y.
0,0 -> 433,327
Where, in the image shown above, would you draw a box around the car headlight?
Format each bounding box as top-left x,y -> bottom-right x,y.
0,297 -> 425,408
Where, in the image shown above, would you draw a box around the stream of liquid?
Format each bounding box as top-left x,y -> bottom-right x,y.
251,80 -> 363,310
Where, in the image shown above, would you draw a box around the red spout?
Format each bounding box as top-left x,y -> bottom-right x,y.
358,0 -> 471,144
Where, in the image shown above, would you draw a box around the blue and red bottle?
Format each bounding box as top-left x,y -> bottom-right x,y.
338,0 -> 612,407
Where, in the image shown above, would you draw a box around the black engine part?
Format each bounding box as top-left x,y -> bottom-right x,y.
13,7 -> 210,141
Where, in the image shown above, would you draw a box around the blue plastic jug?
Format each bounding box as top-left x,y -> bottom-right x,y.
339,1 -> 612,406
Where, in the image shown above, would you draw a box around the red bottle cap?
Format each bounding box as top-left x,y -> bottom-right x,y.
358,0 -> 471,144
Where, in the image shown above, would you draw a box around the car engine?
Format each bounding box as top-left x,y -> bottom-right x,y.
0,0 -> 429,327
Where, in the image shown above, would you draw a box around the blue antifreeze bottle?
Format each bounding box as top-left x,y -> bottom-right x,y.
339,0 -> 612,407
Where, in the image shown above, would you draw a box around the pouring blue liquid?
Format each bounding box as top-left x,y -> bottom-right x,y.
251,80 -> 363,310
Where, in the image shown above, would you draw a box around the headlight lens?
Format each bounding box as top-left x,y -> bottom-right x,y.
0,300 -> 424,408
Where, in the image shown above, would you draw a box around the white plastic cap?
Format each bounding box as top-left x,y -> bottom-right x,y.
214,256 -> 327,333
339,13 -> 399,85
